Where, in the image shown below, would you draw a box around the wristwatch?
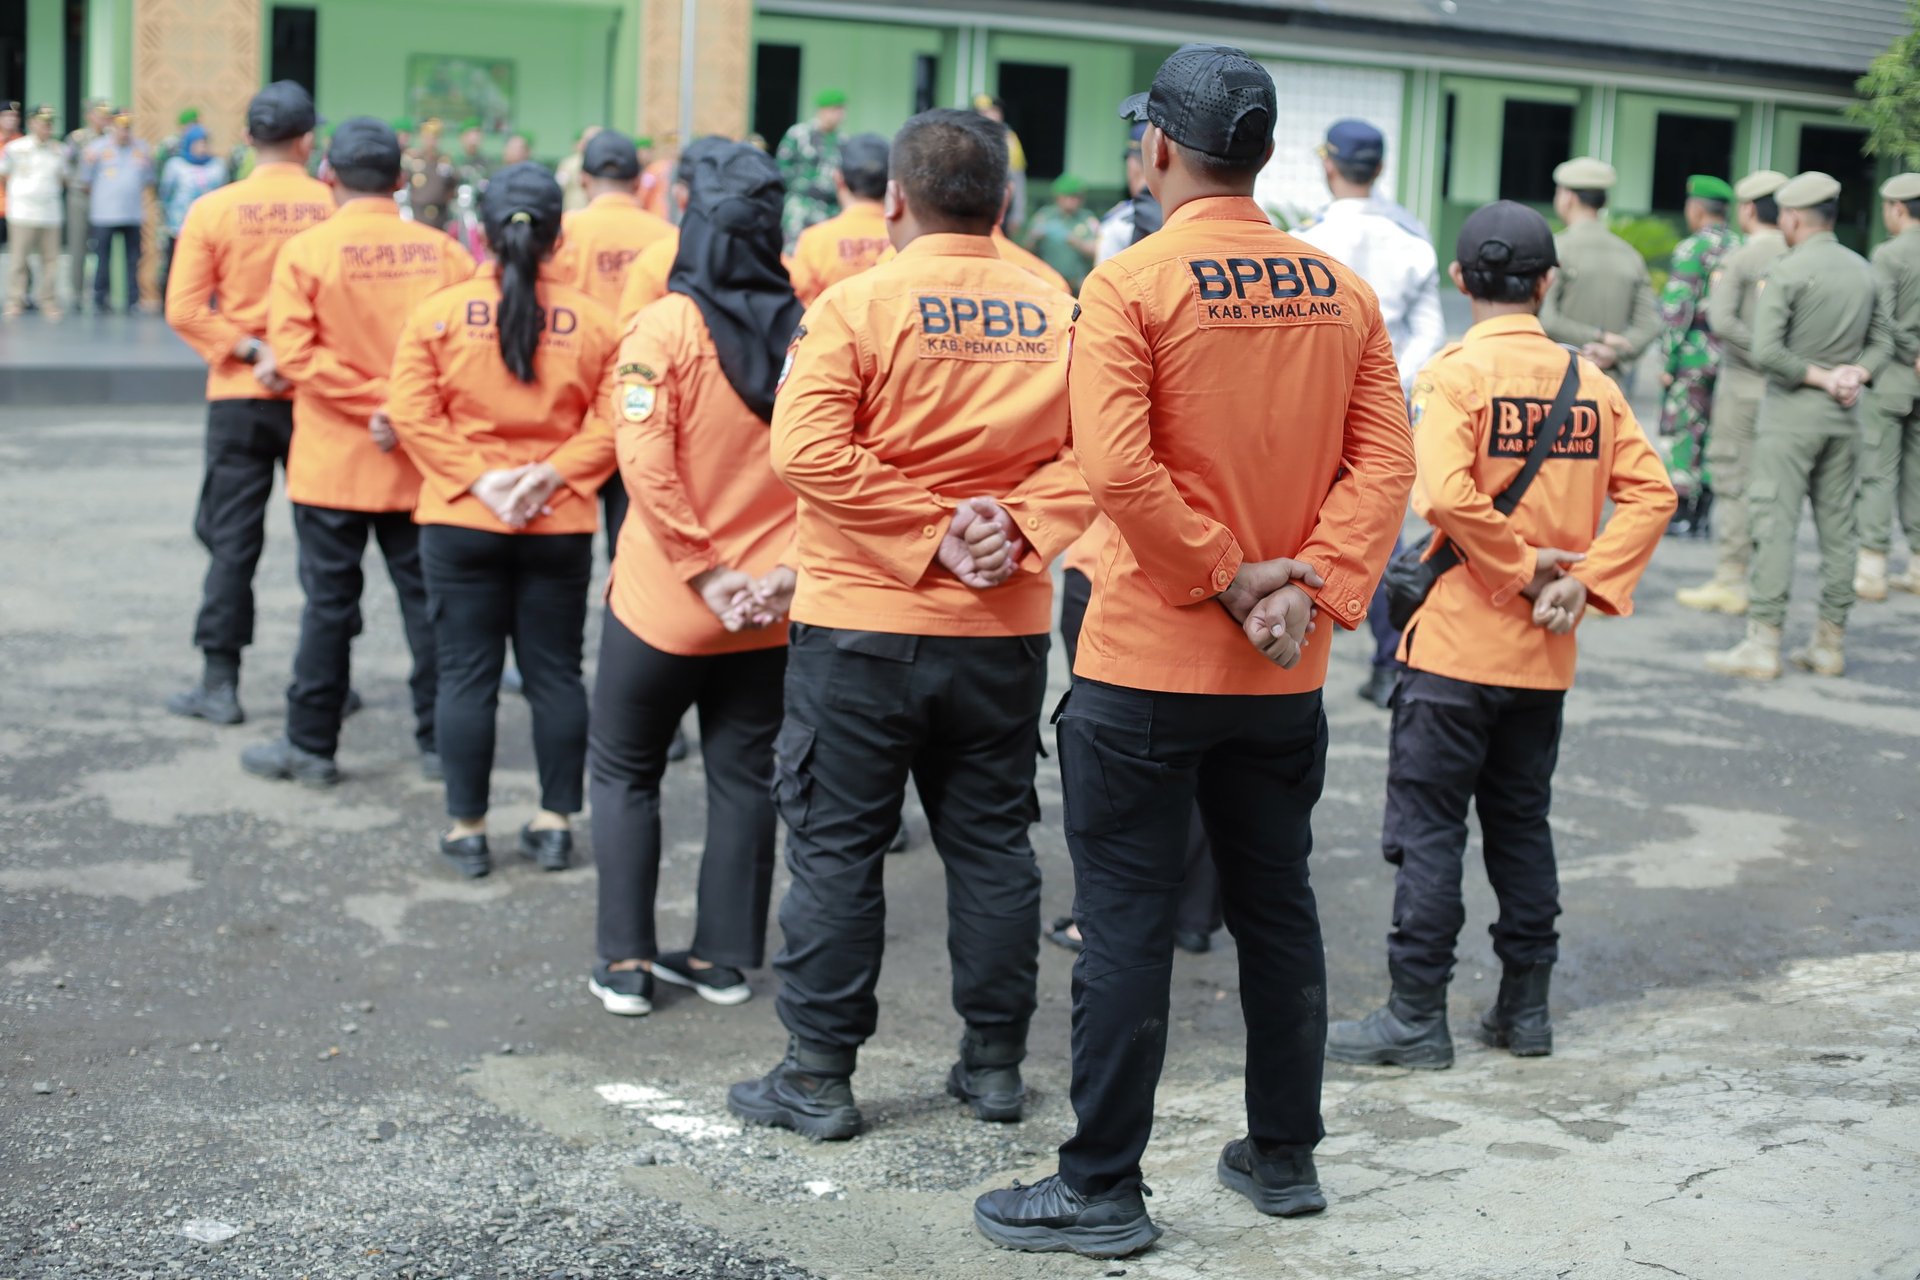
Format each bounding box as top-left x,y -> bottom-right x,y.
238,338 -> 264,365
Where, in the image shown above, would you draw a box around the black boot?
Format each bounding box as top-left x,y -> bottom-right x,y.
1216,1138 -> 1326,1217
1690,487 -> 1714,540
973,1175 -> 1161,1258
1325,966 -> 1453,1069
1478,961 -> 1553,1057
727,1037 -> 863,1140
167,650 -> 244,725
946,1025 -> 1026,1123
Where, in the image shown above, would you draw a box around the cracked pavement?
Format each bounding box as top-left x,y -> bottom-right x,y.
4,405 -> 1920,1279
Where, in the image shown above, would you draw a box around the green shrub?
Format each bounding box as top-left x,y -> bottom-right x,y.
1611,214 -> 1683,294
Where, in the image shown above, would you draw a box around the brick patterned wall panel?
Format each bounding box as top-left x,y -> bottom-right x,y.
1253,61 -> 1406,226
133,0 -> 262,305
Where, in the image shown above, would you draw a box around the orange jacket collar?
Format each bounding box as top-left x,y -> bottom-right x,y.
899,232 -> 999,261
250,161 -> 310,180
1462,313 -> 1549,344
332,197 -> 401,220
588,192 -> 643,211
1163,194 -> 1270,229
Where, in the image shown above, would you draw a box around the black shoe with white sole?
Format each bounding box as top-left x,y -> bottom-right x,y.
588,962 -> 653,1017
973,1174 -> 1162,1258
649,951 -> 751,1005
1216,1138 -> 1327,1216
239,736 -> 340,788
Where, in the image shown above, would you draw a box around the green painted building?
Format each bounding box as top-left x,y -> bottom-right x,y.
3,0 -> 1903,251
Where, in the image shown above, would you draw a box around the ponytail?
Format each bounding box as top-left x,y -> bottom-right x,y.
478,162 -> 566,385
495,213 -> 542,384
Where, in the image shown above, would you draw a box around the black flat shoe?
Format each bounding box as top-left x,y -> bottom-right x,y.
1174,928 -> 1214,955
518,823 -> 573,871
440,832 -> 490,878
1044,916 -> 1084,953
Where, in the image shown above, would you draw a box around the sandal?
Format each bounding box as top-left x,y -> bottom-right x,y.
1043,915 -> 1084,953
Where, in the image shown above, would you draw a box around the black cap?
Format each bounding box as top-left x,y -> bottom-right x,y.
1119,43 -> 1274,163
582,128 -> 642,180
327,117 -> 402,185
248,80 -> 317,144
481,161 -> 564,233
1455,200 -> 1558,274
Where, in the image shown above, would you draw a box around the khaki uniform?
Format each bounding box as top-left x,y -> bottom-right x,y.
1747,231 -> 1894,628
1540,219 -> 1661,384
1702,228 -> 1789,581
1858,225 -> 1920,558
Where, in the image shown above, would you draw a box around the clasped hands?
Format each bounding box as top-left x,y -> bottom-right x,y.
1218,559 -> 1323,669
1811,363 -> 1871,409
1581,331 -> 1628,371
1525,547 -> 1588,635
693,565 -> 798,632
936,497 -> 1029,590
469,463 -> 566,530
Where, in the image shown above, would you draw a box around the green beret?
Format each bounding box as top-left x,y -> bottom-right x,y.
1734,170 -> 1789,201
177,108 -> 200,125
815,89 -> 847,109
1053,174 -> 1086,196
459,117 -> 481,132
1776,171 -> 1841,209
1686,174 -> 1734,202
634,135 -> 654,149
1881,172 -> 1920,202
1552,156 -> 1616,190
392,117 -> 416,132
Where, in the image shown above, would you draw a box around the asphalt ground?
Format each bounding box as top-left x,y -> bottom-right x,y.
3,404 -> 1918,1280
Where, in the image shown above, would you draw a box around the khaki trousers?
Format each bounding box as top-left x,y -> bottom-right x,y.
6,222 -> 63,314
1705,366 -> 1765,580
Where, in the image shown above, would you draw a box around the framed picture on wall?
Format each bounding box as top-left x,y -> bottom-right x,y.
407,55 -> 515,131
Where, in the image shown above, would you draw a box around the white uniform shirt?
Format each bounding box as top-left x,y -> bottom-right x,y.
1095,198 -> 1134,265
0,135 -> 70,226
1292,196 -> 1445,395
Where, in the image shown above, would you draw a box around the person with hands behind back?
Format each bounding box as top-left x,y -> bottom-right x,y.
586,142 -> 804,1019
241,118 -> 476,791
386,163 -> 618,880
726,108 -> 1094,1144
164,81 -> 334,727
974,46 -> 1415,1259
1327,201 -> 1674,1076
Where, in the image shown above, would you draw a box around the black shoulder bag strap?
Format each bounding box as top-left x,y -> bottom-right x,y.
1425,350 -> 1582,578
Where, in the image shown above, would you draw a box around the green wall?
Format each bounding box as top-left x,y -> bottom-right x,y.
25,0 -> 64,116
1611,91 -> 1746,212
985,33 -> 1137,191
287,0 -> 630,163
752,14 -> 953,142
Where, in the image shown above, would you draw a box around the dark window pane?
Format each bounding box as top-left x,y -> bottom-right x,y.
1651,112 -> 1735,212
1797,124 -> 1874,251
996,62 -> 1069,181
269,6 -> 317,94
752,43 -> 801,148
1499,100 -> 1575,204
913,53 -> 937,117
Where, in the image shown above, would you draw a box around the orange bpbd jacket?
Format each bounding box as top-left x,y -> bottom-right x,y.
789,203 -> 889,305
616,232 -> 679,329
166,162 -> 335,401
872,232 -> 1072,295
771,232 -> 1096,637
386,264 -> 620,535
269,199 -> 477,513
609,294 -> 797,656
1069,195 -> 1416,696
554,193 -> 675,313
1401,314 -> 1676,690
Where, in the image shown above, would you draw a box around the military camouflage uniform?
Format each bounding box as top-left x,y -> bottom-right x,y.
1659,220 -> 1741,515
775,121 -> 839,255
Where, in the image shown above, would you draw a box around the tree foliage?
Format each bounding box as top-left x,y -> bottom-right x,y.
1852,0 -> 1920,168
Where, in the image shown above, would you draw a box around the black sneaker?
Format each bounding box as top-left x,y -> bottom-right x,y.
420,750 -> 444,782
440,832 -> 490,879
1174,928 -> 1214,955
167,682 -> 243,725
239,737 -> 340,788
518,823 -> 572,871
650,951 -> 751,1006
973,1174 -> 1162,1258
727,1040 -> 863,1141
588,962 -> 653,1017
1216,1138 -> 1327,1217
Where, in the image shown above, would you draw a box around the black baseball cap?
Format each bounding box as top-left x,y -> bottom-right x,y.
1456,200 -> 1558,274
481,161 -> 565,233
1119,43 -> 1275,163
248,80 -> 317,144
327,117 -> 402,184
583,128 -> 642,180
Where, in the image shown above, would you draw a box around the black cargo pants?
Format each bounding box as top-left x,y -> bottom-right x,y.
1382,669 -> 1564,988
770,622 -> 1049,1053
191,399 -> 294,656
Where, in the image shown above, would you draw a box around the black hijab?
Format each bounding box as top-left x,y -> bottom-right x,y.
667,143 -> 803,422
